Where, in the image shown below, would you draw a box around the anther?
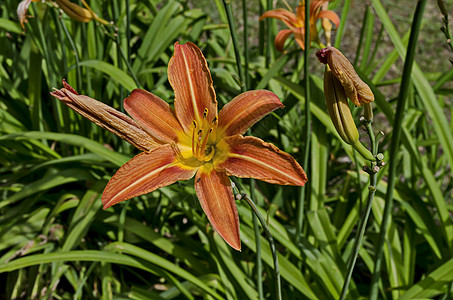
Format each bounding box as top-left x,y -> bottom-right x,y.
203,108 -> 208,119
212,116 -> 218,124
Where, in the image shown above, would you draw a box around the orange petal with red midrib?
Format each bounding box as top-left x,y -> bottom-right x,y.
217,90 -> 283,138
318,10 -> 340,28
275,29 -> 293,53
102,144 -> 196,209
194,167 -> 241,251
124,89 -> 183,144
168,42 -> 217,132
259,9 -> 298,28
217,135 -> 307,186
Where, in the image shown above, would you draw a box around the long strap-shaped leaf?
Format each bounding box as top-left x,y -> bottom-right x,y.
0,248 -> 223,300
371,0 -> 453,174
399,257 -> 453,299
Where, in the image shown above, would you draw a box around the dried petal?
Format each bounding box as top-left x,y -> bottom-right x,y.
51,80 -> 160,151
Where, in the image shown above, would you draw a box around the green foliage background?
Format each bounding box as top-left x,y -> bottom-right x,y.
0,0 -> 452,299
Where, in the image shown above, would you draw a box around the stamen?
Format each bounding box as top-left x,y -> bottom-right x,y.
191,111 -> 217,162
196,129 -> 203,158
199,128 -> 212,159
191,120 -> 197,156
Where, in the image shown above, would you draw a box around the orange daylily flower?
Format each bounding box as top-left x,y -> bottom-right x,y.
51,42 -> 307,250
259,0 -> 339,52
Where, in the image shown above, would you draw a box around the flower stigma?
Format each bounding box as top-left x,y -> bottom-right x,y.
191,108 -> 218,162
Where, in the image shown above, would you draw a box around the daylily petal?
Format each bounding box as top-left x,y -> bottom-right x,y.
296,4 -> 305,26
311,0 -> 330,15
194,166 -> 240,251
292,28 -> 306,50
217,90 -> 282,139
103,144 -> 197,209
217,135 -> 307,186
318,10 -> 340,28
259,9 -> 298,28
51,80 -> 159,151
124,89 -> 184,144
168,42 -> 217,132
274,29 -> 293,53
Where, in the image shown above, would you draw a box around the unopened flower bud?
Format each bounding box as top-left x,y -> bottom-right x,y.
363,102 -> 373,122
55,0 -> 93,22
55,0 -> 108,25
323,68 -> 375,161
324,68 -> 358,145
317,47 -> 374,107
437,0 -> 448,16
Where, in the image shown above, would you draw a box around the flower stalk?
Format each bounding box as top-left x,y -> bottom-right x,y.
339,118 -> 381,300
231,177 -> 282,300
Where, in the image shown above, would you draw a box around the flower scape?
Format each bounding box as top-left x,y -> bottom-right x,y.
51,42 -> 307,250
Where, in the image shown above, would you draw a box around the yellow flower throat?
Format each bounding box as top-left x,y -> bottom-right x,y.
192,108 -> 218,162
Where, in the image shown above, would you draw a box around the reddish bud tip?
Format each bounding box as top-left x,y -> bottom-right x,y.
62,79 -> 78,95
316,48 -> 330,64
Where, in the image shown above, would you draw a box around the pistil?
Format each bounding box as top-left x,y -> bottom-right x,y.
191,108 -> 218,161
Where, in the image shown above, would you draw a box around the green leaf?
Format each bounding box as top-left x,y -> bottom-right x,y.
0,131 -> 130,166
399,258 -> 453,300
105,242 -> 223,300
79,60 -> 137,91
371,0 -> 453,175
0,18 -> 22,34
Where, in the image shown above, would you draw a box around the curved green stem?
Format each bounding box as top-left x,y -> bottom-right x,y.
241,0 -> 262,298
59,18 -> 82,93
102,24 -> 140,89
295,0 -> 311,246
222,0 -> 245,92
266,0 -> 273,67
339,120 -> 379,300
352,140 -> 375,161
231,177 -> 282,300
369,1 -> 427,298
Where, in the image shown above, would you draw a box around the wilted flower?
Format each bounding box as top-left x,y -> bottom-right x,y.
52,42 -> 308,250
318,49 -> 375,161
259,0 -> 339,52
323,68 -> 359,146
17,0 -> 39,28
316,46 -> 374,106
